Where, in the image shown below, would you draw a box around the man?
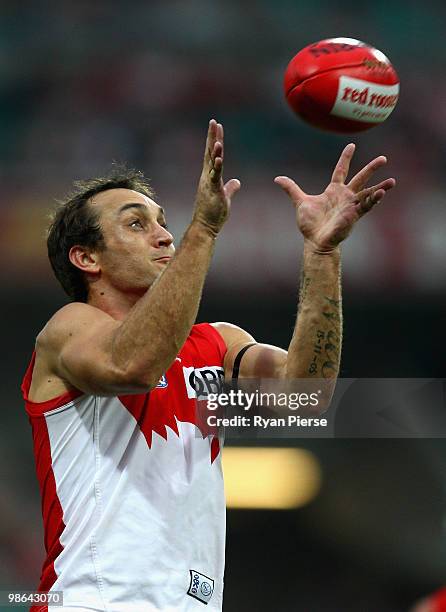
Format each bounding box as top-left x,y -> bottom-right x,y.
22,119 -> 395,611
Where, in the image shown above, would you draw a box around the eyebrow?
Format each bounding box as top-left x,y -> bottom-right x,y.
118,202 -> 165,218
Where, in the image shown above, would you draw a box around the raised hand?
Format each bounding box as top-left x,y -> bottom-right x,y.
274,144 -> 396,253
193,119 -> 241,236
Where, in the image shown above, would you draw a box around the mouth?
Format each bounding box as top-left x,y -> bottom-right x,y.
153,256 -> 172,263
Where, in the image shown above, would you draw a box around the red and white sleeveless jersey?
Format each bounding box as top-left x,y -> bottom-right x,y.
21,323 -> 227,612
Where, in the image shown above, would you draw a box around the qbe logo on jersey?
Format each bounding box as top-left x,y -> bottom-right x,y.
187,569 -> 214,605
183,366 -> 224,400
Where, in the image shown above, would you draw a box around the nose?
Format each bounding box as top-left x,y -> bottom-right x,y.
153,224 -> 174,249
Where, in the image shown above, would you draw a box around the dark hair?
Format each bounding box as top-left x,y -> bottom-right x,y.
47,165 -> 155,302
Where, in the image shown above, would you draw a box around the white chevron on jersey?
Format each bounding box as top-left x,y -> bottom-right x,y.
42,395 -> 225,611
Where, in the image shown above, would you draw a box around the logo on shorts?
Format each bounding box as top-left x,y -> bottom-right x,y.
200,582 -> 212,596
187,569 -> 214,605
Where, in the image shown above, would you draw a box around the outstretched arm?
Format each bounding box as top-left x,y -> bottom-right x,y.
39,120 -> 241,396
214,144 -> 395,405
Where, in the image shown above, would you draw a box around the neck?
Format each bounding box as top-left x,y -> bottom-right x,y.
87,283 -> 147,321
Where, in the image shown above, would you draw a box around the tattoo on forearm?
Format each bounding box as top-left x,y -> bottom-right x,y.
322,330 -> 339,376
298,273 -> 311,313
325,297 -> 340,308
308,329 -> 324,375
308,297 -> 341,378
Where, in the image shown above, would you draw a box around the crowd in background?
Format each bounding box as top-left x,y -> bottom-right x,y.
0,0 -> 445,294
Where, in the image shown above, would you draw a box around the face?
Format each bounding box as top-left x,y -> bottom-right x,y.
88,188 -> 175,295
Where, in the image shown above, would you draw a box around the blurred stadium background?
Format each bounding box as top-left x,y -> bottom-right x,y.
1,1 -> 446,610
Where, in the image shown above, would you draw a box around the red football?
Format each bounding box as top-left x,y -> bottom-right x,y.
284,37 -> 400,133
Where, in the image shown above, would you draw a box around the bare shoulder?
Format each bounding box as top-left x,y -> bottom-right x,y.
210,322 -> 256,350
29,304 -> 117,401
37,302 -> 115,353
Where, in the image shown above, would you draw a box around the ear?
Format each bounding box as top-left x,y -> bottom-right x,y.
68,245 -> 101,275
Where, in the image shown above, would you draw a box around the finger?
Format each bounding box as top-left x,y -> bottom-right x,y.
207,140 -> 224,183
212,140 -> 223,160
204,119 -> 217,165
348,155 -> 387,192
274,176 -> 307,206
355,189 -> 385,216
355,177 -> 396,202
224,178 -> 241,200
217,122 -> 224,143
331,143 -> 356,184
217,123 -> 224,161
355,179 -> 395,216
209,156 -> 223,184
